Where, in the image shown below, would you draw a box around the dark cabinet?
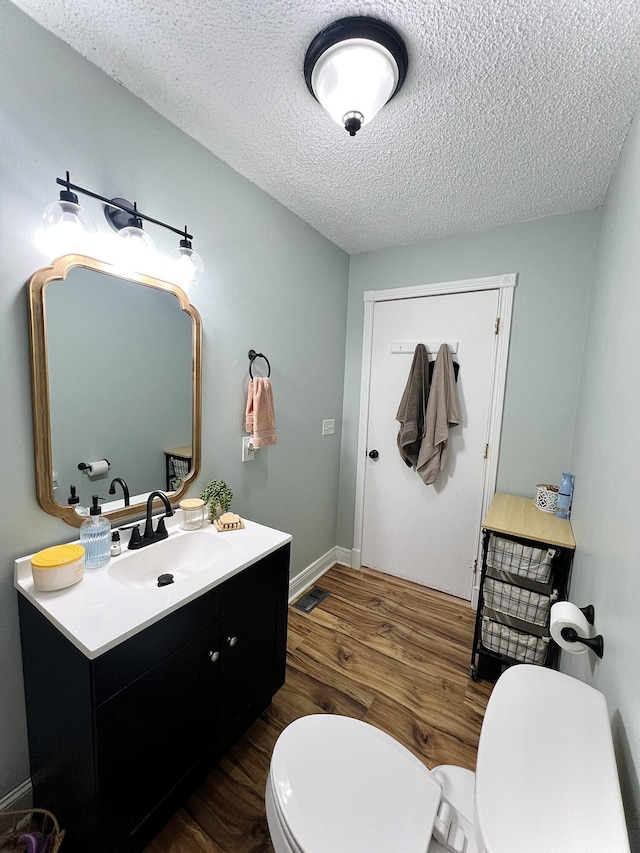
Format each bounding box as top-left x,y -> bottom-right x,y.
96,629 -> 207,850
469,495 -> 574,683
219,575 -> 287,753
19,543 -> 289,853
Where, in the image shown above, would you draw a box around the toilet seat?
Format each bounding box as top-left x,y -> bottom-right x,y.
268,714 -> 444,853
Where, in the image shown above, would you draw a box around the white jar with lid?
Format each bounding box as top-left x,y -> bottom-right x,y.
31,544 -> 85,591
179,498 -> 205,530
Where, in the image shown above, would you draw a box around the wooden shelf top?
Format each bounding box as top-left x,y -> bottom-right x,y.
483,493 -> 576,549
164,445 -> 192,459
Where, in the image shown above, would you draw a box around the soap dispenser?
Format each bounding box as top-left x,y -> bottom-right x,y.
80,496 -> 111,568
68,484 -> 89,518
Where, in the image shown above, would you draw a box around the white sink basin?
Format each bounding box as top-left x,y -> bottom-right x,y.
107,530 -> 233,589
15,517 -> 292,659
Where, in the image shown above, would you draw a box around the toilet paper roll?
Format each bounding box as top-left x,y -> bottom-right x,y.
87,459 -> 109,477
550,601 -> 590,654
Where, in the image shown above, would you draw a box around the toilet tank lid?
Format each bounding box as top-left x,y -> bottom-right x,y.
475,665 -> 630,853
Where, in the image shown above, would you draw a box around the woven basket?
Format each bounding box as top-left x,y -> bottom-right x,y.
0,809 -> 64,853
534,483 -> 558,513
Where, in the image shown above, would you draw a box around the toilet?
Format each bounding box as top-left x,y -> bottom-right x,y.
265,664 -> 630,852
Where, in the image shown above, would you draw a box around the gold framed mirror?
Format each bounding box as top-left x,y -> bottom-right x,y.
28,254 -> 202,527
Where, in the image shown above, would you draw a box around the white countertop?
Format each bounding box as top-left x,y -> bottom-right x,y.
15,517 -> 292,660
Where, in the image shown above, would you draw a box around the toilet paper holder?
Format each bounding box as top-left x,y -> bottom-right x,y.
560,604 -> 605,659
78,459 -> 111,476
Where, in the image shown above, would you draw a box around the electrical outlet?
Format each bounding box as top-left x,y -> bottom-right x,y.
322,419 -> 335,436
242,436 -> 255,462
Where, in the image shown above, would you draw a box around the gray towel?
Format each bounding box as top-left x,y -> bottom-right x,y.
417,344 -> 461,485
396,344 -> 430,468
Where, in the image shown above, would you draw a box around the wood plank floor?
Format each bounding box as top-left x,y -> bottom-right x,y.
146,564 -> 492,853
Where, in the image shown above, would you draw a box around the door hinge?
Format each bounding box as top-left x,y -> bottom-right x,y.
494,317 -> 500,335
483,443 -> 489,458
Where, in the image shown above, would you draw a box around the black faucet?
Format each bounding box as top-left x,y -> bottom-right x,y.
128,491 -> 174,550
108,477 -> 130,507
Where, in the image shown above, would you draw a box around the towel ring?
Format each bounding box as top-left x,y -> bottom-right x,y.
248,349 -> 271,379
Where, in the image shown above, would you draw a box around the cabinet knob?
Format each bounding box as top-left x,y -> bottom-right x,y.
226,636 -> 238,647
208,650 -> 220,663
368,449 -> 379,459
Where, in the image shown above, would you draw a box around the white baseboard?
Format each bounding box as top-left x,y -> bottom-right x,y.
0,779 -> 32,812
335,547 -> 353,568
288,547 -> 338,603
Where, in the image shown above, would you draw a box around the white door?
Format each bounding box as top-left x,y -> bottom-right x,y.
361,289 -> 500,600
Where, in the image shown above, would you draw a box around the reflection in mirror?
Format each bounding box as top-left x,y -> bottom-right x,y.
28,255 -> 202,527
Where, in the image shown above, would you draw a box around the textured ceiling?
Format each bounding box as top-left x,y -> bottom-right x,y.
10,0 -> 640,254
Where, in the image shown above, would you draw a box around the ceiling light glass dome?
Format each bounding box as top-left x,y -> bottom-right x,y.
304,17 -> 408,136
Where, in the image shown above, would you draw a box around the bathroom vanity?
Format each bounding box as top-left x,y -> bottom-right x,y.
15,521 -> 291,853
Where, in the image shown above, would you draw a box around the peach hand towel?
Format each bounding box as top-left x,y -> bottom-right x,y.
245,377 -> 277,448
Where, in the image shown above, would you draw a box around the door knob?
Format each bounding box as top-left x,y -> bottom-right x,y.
368,449 -> 379,459
226,636 -> 238,647
208,650 -> 219,663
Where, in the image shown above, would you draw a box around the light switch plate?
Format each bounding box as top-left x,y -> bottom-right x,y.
322,419 -> 335,436
242,436 -> 255,462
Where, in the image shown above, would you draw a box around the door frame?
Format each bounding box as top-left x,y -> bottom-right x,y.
352,273 -> 517,606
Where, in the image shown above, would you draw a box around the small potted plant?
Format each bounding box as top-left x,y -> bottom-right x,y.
201,479 -> 233,522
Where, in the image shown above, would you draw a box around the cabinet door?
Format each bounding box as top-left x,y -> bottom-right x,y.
199,623 -> 222,766
96,625 -> 218,850
218,574 -> 287,753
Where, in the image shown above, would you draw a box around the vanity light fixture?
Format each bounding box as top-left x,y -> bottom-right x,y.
42,173 -> 205,285
304,17 -> 408,136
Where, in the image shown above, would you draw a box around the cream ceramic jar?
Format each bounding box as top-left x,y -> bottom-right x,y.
31,544 -> 85,591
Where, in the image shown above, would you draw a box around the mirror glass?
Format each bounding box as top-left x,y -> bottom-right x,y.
29,255 -> 202,526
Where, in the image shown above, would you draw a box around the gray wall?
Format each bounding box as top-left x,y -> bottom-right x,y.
564,111 -> 640,847
0,1 -> 348,798
337,211 -> 600,548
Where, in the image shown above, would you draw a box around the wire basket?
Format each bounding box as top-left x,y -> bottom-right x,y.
0,809 -> 64,853
481,616 -> 549,665
483,577 -> 555,627
486,534 -> 555,584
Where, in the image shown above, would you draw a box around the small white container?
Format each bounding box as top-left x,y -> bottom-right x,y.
535,483 -> 559,513
31,544 -> 85,591
179,498 -> 205,530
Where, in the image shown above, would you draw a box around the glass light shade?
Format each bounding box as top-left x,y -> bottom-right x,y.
41,199 -> 97,254
114,224 -> 157,273
311,38 -> 399,129
117,224 -> 156,252
169,244 -> 204,285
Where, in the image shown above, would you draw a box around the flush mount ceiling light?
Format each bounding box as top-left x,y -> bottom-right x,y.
304,16 -> 408,137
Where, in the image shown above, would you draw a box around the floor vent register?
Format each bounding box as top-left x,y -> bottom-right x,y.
293,586 -> 329,613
